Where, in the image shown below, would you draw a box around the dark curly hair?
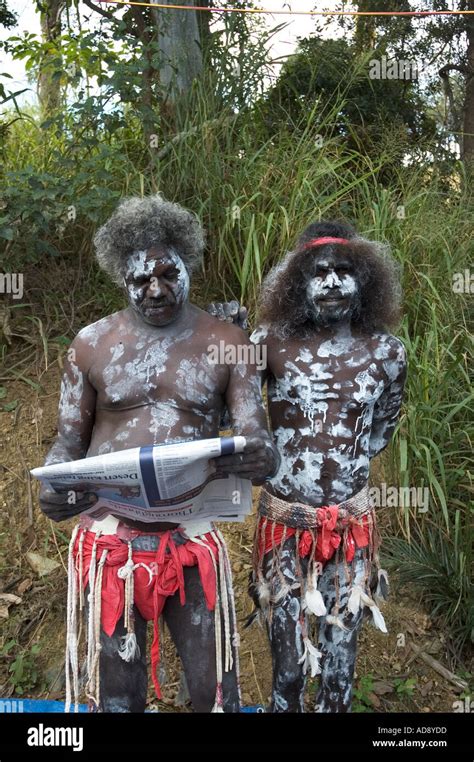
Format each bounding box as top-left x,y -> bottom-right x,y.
258,220 -> 402,337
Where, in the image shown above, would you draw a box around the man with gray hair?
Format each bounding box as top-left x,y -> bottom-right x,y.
39,195 -> 278,713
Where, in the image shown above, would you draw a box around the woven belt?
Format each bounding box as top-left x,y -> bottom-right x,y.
258,484 -> 372,529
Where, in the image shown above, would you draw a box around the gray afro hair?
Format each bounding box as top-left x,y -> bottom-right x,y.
93,195 -> 205,285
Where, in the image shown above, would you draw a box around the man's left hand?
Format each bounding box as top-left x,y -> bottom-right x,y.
213,435 -> 279,485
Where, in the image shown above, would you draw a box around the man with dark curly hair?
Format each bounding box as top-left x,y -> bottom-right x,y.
39,195 -> 278,713
209,220 -> 406,713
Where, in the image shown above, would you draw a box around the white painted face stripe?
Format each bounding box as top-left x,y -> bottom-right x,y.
306,273 -> 358,299
124,251 -> 190,306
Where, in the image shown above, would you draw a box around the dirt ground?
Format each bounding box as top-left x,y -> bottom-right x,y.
0,357 -> 470,714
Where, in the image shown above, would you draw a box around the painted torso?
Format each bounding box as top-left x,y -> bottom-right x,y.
64,304 -> 259,531
252,326 -> 405,506
84,308 -> 227,457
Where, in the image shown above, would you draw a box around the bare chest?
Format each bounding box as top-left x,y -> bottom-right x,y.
267,340 -> 386,416
89,332 -> 227,411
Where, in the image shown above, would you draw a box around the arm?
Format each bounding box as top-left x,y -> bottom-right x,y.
369,339 -> 407,459
207,301 -> 249,430
213,327 -> 278,484
249,323 -> 270,387
39,333 -> 98,521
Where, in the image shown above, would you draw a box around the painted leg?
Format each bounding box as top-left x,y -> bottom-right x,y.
84,583 -> 148,713
164,564 -> 240,712
314,549 -> 366,713
264,536 -> 307,713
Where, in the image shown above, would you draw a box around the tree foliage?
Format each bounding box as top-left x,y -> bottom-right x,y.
0,0 -> 16,29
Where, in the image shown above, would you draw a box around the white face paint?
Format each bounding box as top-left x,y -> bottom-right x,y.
127,249 -> 156,278
124,249 -> 190,326
306,268 -> 358,300
305,256 -> 360,328
296,347 -> 313,363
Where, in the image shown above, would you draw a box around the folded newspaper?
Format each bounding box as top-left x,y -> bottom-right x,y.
30,436 -> 252,524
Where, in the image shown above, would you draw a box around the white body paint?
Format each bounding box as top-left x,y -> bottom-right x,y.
253,327 -> 406,505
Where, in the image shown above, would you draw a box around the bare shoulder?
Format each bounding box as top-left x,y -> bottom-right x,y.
371,333 -> 407,379
73,310 -> 128,366
371,333 -> 406,358
193,304 -> 253,345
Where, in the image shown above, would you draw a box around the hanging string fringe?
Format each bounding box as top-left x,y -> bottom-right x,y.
251,486 -> 387,662
66,525 -> 238,713
65,525 -> 80,714
117,542 -> 153,663
190,531 -> 239,712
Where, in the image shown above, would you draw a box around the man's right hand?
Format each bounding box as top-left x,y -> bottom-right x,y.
39,484 -> 97,523
207,300 -> 248,330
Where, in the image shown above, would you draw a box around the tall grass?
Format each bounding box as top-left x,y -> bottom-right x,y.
1,76 -> 472,659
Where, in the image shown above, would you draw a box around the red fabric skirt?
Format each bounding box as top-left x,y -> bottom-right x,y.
72,527 -> 219,698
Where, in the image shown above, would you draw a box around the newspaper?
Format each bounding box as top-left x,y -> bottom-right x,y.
30,436 -> 252,524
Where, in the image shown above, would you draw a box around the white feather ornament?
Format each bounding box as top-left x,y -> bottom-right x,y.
347,585 -> 362,616
375,569 -> 390,602
357,589 -> 388,633
298,637 -> 323,677
257,580 -> 271,607
370,604 -> 388,633
304,587 -> 327,617
303,568 -> 327,616
273,581 -> 291,603
359,589 -> 375,607
325,614 -> 349,630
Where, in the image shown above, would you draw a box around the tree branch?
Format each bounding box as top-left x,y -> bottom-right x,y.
83,0 -> 141,39
438,64 -> 471,129
439,63 -> 471,78
409,642 -> 468,692
82,0 -> 120,25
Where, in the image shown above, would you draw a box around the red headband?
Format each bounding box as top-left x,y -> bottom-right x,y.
302,237 -> 350,249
